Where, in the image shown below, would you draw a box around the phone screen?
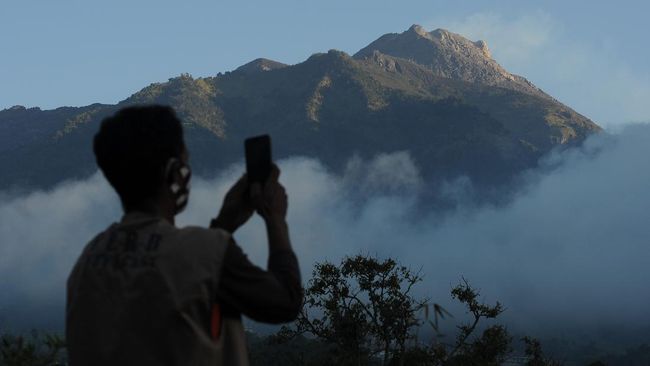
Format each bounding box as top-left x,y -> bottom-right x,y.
244,135 -> 272,184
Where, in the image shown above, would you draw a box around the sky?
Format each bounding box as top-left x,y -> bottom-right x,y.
1,0 -> 650,128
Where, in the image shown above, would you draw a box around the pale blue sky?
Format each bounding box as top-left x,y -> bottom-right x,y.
1,0 -> 649,127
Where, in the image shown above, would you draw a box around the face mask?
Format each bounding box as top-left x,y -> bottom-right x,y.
165,158 -> 192,215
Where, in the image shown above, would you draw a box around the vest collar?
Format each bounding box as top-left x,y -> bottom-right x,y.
120,211 -> 166,227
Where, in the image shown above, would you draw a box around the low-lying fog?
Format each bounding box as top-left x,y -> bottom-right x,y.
1,124 -> 649,348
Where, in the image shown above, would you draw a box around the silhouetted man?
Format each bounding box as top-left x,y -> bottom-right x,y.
66,105 -> 302,365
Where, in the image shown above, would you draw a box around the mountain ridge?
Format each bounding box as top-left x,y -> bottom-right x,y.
0,25 -> 600,200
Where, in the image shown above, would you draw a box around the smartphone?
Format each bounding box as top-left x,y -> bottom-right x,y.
244,135 -> 272,184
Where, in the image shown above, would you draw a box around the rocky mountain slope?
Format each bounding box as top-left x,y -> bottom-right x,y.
355,25 -> 547,97
0,25 -> 600,198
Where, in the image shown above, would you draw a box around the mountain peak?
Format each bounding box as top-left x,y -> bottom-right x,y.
234,58 -> 287,74
407,24 -> 429,37
354,25 -> 542,97
428,28 -> 453,39
406,25 -> 454,42
404,26 -> 491,58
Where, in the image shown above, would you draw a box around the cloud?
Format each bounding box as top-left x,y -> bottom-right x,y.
0,174 -> 121,329
1,126 -> 650,346
428,12 -> 650,127
343,151 -> 423,193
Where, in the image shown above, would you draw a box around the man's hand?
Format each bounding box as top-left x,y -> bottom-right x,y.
212,175 -> 255,233
250,164 -> 292,252
250,164 -> 288,222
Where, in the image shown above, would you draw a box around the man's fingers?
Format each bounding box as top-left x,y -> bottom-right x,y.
224,175 -> 248,199
276,184 -> 286,199
250,182 -> 262,200
250,183 -> 265,210
233,174 -> 248,192
266,163 -> 280,184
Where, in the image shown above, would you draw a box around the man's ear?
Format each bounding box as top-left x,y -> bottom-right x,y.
164,157 -> 192,214
164,158 -> 181,188
164,157 -> 191,195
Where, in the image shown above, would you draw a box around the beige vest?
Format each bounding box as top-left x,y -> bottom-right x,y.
66,212 -> 249,366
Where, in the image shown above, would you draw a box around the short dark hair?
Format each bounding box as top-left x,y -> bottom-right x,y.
93,105 -> 185,207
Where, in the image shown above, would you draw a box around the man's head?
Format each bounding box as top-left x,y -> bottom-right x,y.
93,105 -> 190,214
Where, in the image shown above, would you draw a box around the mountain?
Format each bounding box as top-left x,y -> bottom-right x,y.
0,25 -> 600,200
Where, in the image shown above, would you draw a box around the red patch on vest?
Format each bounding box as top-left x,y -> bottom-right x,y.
211,303 -> 222,341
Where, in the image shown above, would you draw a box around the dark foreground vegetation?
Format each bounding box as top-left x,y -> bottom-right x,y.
2,254 -> 648,365
250,254 -> 560,366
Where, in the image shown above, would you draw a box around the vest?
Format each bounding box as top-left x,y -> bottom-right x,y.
66,212 -> 249,366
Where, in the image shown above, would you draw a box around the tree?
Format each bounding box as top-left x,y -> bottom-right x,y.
413,277 -> 512,366
278,254 -> 427,365
521,336 -> 562,366
275,254 -> 529,366
440,278 -> 510,365
0,330 -> 66,366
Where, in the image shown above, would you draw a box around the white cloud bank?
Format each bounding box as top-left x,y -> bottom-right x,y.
1,125 -> 650,342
